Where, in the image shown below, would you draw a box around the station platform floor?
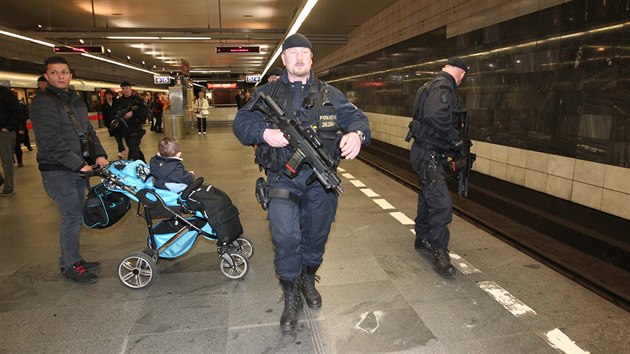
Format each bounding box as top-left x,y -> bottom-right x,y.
0,126 -> 628,354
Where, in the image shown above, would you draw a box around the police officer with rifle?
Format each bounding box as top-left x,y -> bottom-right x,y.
233,33 -> 370,332
112,81 -> 147,162
406,57 -> 474,276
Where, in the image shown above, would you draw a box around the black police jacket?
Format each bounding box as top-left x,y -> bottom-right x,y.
416,71 -> 461,149
233,70 -> 370,169
112,94 -> 147,134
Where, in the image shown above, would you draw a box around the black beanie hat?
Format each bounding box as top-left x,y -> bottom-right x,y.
447,57 -> 469,72
282,33 -> 312,51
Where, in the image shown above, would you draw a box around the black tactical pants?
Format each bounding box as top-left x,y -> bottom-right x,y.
124,130 -> 145,162
412,146 -> 452,250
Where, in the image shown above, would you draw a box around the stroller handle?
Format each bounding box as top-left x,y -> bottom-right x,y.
80,164 -> 104,178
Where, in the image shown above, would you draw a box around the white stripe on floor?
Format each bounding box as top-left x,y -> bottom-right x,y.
341,173 -> 354,179
373,199 -> 395,210
478,281 -> 537,316
544,328 -> 590,354
350,179 -> 366,187
449,252 -> 481,274
389,212 -> 415,225
360,188 -> 379,197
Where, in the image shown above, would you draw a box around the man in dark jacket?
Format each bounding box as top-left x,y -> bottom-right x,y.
113,81 -> 147,161
0,83 -> 20,196
30,56 -> 109,284
233,33 -> 370,332
409,57 -> 469,276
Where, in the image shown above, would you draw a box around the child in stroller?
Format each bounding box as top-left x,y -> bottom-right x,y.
98,159 -> 253,289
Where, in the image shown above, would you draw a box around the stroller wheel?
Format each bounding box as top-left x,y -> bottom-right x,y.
219,251 -> 249,280
118,252 -> 157,289
232,237 -> 254,259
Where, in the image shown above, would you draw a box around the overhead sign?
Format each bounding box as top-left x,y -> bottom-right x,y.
207,83 -> 237,89
245,75 -> 260,84
216,46 -> 260,54
53,45 -> 104,54
154,75 -> 171,84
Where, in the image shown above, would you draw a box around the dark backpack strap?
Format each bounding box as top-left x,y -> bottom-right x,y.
46,92 -> 84,137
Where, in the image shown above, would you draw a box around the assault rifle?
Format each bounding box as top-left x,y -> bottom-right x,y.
449,109 -> 476,197
109,109 -> 129,131
251,92 -> 343,194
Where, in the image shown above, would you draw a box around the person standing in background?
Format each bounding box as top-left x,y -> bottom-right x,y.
0,83 -> 19,196
194,91 -> 210,135
36,75 -> 48,92
102,89 -> 126,158
152,92 -> 164,133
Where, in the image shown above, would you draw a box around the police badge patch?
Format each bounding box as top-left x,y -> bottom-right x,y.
440,90 -> 449,103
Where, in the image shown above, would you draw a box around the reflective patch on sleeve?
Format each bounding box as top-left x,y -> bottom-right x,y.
440,90 -> 449,103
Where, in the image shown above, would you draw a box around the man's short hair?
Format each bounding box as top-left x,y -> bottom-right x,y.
37,75 -> 47,82
43,56 -> 70,72
158,137 -> 180,157
120,81 -> 133,87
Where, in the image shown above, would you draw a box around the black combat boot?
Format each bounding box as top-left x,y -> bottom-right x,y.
279,279 -> 303,332
432,248 -> 455,276
300,265 -> 322,308
414,238 -> 433,253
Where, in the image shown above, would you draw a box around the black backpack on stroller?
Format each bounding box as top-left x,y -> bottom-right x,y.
185,184 -> 243,246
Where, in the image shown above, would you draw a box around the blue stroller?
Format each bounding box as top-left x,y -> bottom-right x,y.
98,160 -> 253,289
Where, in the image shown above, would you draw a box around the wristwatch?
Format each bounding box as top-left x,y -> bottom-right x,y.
355,130 -> 366,143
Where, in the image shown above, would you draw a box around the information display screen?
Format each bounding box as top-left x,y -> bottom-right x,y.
53,46 -> 104,54
216,46 -> 260,53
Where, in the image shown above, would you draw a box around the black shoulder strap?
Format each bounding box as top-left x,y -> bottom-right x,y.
306,80 -> 326,126
46,92 -> 85,137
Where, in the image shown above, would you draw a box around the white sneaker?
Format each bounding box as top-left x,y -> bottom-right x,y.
203,132 -> 207,135
198,132 -> 201,135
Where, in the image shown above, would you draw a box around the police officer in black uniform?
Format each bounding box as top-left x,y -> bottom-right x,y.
233,33 -> 370,332
409,57 -> 469,276
112,81 -> 147,161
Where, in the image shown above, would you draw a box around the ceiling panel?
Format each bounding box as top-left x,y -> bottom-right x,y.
0,0 -> 399,78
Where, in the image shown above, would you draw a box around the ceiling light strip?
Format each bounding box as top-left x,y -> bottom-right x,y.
260,0 -> 319,80
0,28 -> 158,76
0,29 -> 55,47
81,53 -> 157,75
106,36 -> 212,40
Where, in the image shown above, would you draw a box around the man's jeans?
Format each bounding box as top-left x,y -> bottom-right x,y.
0,130 -> 16,191
41,170 -> 87,270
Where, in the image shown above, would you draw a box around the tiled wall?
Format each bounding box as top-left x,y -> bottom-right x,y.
367,112 -> 630,221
